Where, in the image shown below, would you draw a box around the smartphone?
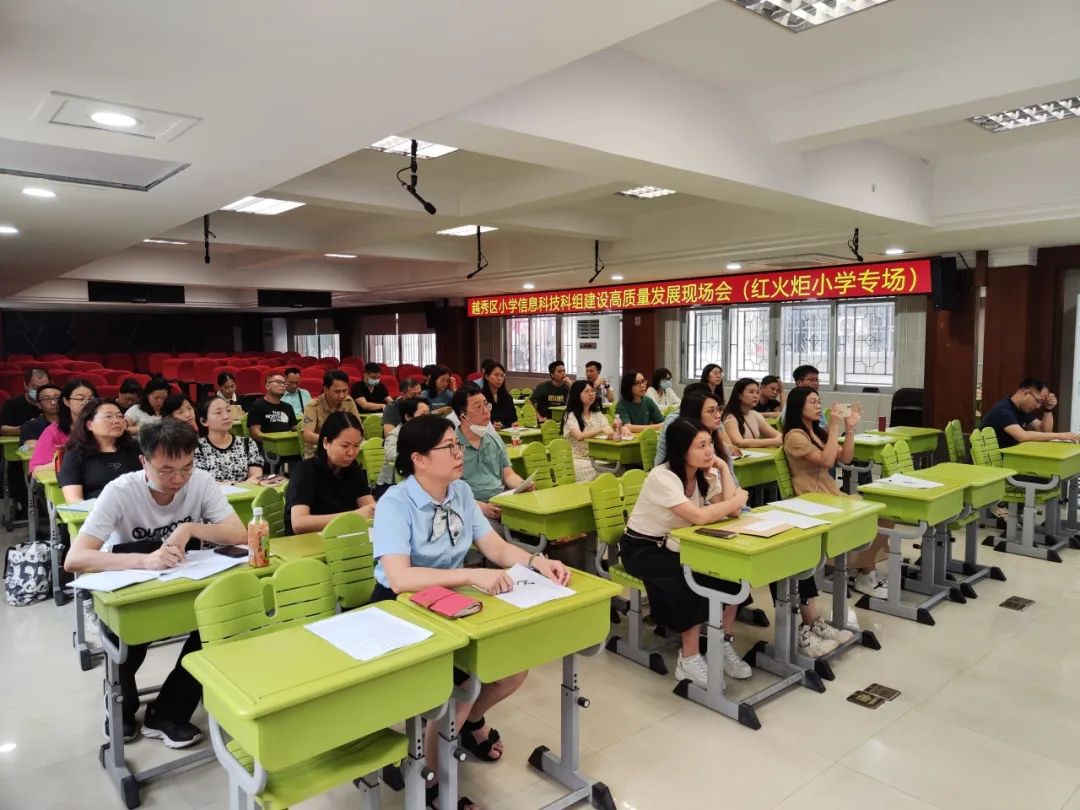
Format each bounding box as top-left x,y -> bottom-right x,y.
213,545 -> 249,558
259,475 -> 283,485
697,528 -> 738,539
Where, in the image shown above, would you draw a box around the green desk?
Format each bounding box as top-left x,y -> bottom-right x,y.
857,476 -> 966,625
587,436 -> 642,473
839,433 -> 896,465
93,563 -> 279,809
259,430 -> 302,474
758,493 -> 885,678
225,482 -> 286,526
549,406 -> 566,424
0,435 -> 22,530
733,448 -> 780,489
670,515 -> 826,729
497,428 -> 543,446
184,601 -> 467,810
33,466 -> 69,606
269,531 -> 328,562
998,442 -> 1080,561
490,483 -> 594,552
506,444 -> 527,478
398,568 -> 620,810
868,426 -> 942,466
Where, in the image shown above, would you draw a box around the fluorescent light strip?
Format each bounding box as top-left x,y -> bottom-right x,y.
369,136 -> 458,159
729,0 -> 895,32
884,247 -> 906,256
143,239 -> 187,245
220,196 -> 305,215
436,225 -> 498,237
22,188 -> 55,199
969,96 -> 1080,133
617,186 -> 677,199
0,226 -> 19,235
324,253 -> 357,259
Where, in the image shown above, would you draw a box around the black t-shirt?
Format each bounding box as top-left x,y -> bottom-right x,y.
1,396 -> 40,430
350,381 -> 390,408
284,457 -> 371,534
530,381 -> 570,419
981,396 -> 1036,449
383,399 -> 405,428
482,385 -> 517,428
754,398 -> 782,414
247,397 -> 297,436
58,445 -> 142,500
19,416 -> 52,443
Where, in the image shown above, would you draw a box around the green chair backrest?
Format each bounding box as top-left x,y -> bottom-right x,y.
774,450 -> 796,500
605,409 -> 615,425
540,418 -> 560,445
880,440 -> 915,477
520,387 -> 533,397
621,468 -> 646,517
547,438 -> 576,486
968,426 -> 1001,468
322,512 -> 376,609
195,558 -> 336,648
638,428 -> 658,473
510,388 -> 521,399
520,402 -> 539,429
362,414 -> 383,441
521,441 -> 554,489
360,436 -> 385,484
588,473 -> 625,547
252,485 -> 286,539
980,426 -> 1003,466
237,412 -> 250,438
944,419 -> 966,463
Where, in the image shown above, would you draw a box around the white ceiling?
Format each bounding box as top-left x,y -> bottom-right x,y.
3,0 -> 1080,311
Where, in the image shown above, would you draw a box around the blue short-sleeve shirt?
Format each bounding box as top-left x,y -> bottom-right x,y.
372,475 -> 492,588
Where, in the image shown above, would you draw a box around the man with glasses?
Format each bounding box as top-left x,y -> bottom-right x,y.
65,419 -> 246,748
982,377 -> 1079,449
452,384 -> 533,529
279,366 -> 311,417
247,371 -> 297,442
19,382 -> 62,448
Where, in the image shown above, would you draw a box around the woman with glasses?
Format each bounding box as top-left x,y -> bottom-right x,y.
721,378 -> 783,450
645,367 -> 680,412
371,415 -> 569,809
562,380 -> 616,482
59,399 -> 142,503
655,387 -> 740,467
29,377 -> 98,472
421,366 -> 454,416
615,369 -> 664,433
163,393 -> 198,433
285,410 -> 374,534
700,363 -> 726,409
125,376 -> 170,435
195,397 -> 264,485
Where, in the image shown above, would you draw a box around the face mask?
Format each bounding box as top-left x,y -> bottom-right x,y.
660,379 -> 673,390
368,377 -> 381,386
466,422 -> 488,437
27,388 -> 37,401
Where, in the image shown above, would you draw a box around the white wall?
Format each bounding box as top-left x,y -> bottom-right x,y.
1059,268 -> 1080,432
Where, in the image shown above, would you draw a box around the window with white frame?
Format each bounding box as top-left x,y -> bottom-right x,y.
728,306 -> 772,381
506,316 -> 557,373
364,314 -> 437,368
364,334 -> 400,367
685,308 -> 726,380
779,303 -> 832,385
836,300 -> 895,386
293,319 -> 340,359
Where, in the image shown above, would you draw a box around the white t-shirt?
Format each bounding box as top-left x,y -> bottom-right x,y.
82,469 -> 233,551
125,404 -> 161,428
626,463 -> 722,544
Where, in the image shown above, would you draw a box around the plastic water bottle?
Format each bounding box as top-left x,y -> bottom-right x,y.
612,415 -> 623,441
511,423 -> 522,447
247,507 -> 270,568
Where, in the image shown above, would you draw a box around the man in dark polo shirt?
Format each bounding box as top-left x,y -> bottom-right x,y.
530,360 -> 570,422
350,362 -> 392,413
246,371 -> 297,442
982,377 -> 1079,449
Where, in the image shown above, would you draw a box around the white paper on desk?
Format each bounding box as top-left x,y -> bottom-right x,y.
69,569 -> 159,592
218,484 -> 248,496
501,472 -> 537,497
306,607 -> 432,661
496,564 -> 574,609
760,509 -> 829,529
853,433 -> 892,444
877,474 -> 943,489
157,549 -> 249,581
771,498 -> 841,516
58,498 -> 97,513
737,450 -> 769,459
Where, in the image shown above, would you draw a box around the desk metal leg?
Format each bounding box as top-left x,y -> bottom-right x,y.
993,477 -> 1067,562
24,472 -> 36,542
73,588 -> 103,671
746,575 -> 827,699
810,550 -> 882,677
901,523 -> 965,605
856,521 -> 941,625
946,517 -> 1005,591
528,649 -> 616,810
438,678 -> 478,810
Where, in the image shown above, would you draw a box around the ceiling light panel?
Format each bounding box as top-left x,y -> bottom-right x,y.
324,253 -> 357,259
969,97 -> 1080,133
369,136 -> 458,159
220,196 -> 305,215
728,0 -> 895,32
617,186 -> 677,199
437,225 -> 498,237
143,239 -> 187,245
39,92 -> 201,142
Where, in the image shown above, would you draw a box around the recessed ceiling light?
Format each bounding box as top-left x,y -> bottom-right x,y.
611,274 -> 625,281
22,187 -> 55,199
436,225 -> 498,237
369,136 -> 458,159
324,253 -> 357,259
727,0 -> 895,33
143,238 -> 187,246
0,226 -> 19,236
726,262 -> 742,271
884,247 -> 906,256
0,742 -> 15,754
523,283 -> 535,290
969,96 -> 1080,133
90,111 -> 139,128
220,196 -> 305,216
617,186 -> 677,199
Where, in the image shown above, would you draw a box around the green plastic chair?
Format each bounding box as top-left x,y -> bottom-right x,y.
360,437 -> 384,485
236,412 -> 250,438
521,441 -> 554,490
540,418 -> 560,445
880,439 -> 915,477
193,559 -> 405,810
509,388 -> 521,399
971,427 -> 1060,507
587,473 -> 669,675
638,428 -> 658,473
322,512 -> 376,609
252,486 -> 286,539
361,414 -> 382,441
621,468 -> 647,517
944,419 -> 966,464
774,450 -> 796,500
520,387 -> 533,397
547,438 -> 576,486
519,401 -> 539,428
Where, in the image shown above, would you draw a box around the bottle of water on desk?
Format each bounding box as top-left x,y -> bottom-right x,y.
612,415 -> 622,441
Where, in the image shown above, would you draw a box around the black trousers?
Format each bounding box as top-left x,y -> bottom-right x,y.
769,576 -> 819,606
105,629 -> 203,724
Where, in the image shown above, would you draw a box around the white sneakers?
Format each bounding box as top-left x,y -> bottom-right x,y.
83,599 -> 101,648
808,617 -> 854,646
853,569 -> 889,599
676,639 -> 753,687
798,623 -> 838,657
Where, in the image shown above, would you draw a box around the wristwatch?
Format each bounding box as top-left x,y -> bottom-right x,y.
527,552 -> 546,571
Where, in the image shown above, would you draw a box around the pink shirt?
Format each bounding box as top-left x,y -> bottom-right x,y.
29,422 -> 67,473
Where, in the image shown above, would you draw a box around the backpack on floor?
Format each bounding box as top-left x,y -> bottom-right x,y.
3,540 -> 51,606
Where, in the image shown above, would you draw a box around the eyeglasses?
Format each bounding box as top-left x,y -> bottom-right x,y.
702,406 -> 721,416
431,441 -> 464,457
267,379 -> 285,385
468,400 -> 492,414
68,395 -> 92,403
38,396 -> 60,404
634,378 -> 647,385
146,462 -> 194,479
93,412 -> 125,421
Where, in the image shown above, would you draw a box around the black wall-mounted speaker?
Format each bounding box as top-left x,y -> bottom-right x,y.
930,256 -> 961,311
257,289 -> 332,309
87,281 -> 185,304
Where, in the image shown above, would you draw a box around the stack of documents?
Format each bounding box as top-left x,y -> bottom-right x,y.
70,549 -> 249,592
306,607 -> 432,661
496,564 -> 574,609
771,498 -> 841,516
876,474 -> 943,489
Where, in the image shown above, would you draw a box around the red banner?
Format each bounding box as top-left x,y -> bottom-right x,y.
466,259 -> 933,318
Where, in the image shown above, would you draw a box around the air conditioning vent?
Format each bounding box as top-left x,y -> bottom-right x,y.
576,319 -> 600,340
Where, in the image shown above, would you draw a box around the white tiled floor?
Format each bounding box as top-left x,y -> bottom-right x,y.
4,527 -> 1080,810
